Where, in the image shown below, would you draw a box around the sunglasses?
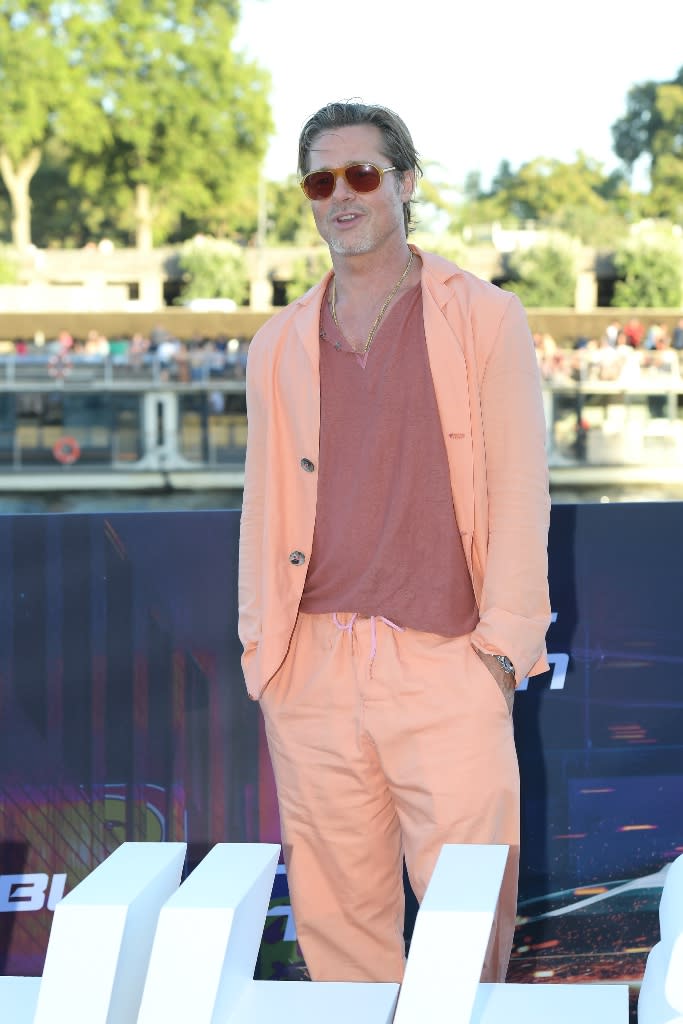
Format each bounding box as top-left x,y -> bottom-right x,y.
300,162 -> 397,201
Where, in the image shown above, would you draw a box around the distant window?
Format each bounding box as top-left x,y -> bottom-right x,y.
163,280 -> 183,306
597,277 -> 618,308
272,281 -> 288,306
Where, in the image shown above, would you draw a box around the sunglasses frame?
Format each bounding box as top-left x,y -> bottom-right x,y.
299,162 -> 397,201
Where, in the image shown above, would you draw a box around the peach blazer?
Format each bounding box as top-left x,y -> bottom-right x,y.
238,247 -> 551,700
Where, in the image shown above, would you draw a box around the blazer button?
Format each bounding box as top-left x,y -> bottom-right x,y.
300,457 -> 315,473
289,550 -> 306,566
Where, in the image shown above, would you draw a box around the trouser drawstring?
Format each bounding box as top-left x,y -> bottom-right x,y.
332,612 -> 405,673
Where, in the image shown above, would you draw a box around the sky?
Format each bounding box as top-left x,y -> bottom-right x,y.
234,0 -> 682,194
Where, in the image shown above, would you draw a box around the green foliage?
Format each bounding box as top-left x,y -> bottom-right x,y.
0,0 -> 273,247
612,239 -> 683,307
414,162 -> 459,233
0,188 -> 10,240
0,245 -> 18,283
553,205 -> 629,249
503,244 -> 577,307
175,237 -> 249,305
612,67 -> 683,222
453,167 -> 509,230
67,0 -> 273,245
506,156 -> 620,236
3,21 -> 681,264
30,140 -> 107,248
284,249 -> 332,303
0,1 -> 110,245
411,230 -> 465,264
454,154 -> 637,244
0,3 -> 105,165
267,177 -> 320,245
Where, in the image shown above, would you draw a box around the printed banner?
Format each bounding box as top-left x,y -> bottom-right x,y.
0,504 -> 681,1017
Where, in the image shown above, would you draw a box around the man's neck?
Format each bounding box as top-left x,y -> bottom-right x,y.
326,243 -> 419,353
330,243 -> 415,304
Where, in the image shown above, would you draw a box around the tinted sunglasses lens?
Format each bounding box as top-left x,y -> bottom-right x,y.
345,163 -> 382,192
302,170 -> 335,200
302,163 -> 385,199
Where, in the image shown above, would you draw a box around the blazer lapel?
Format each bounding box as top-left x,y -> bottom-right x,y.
421,259 -> 476,570
286,275 -> 330,458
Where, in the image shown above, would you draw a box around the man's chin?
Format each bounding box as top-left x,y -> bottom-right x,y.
327,236 -> 373,257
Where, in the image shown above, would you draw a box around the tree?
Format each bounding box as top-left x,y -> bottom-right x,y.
0,1 -> 105,249
411,228 -> 465,265
0,245 -> 18,283
455,167 -> 509,229
490,159 -> 516,194
175,236 -> 249,305
69,0 -> 272,249
612,239 -> 683,308
503,244 -> 577,307
284,249 -> 331,303
415,162 -> 459,233
453,155 -> 635,242
30,139 -> 107,248
0,1 -> 272,250
504,156 -> 620,234
266,177 -> 320,246
612,67 -> 683,221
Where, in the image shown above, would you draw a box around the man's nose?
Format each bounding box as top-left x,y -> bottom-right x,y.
331,172 -> 355,199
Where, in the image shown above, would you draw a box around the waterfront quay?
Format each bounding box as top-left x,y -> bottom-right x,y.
0,343 -> 681,499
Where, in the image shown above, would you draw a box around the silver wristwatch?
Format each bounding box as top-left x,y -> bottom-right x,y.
494,654 -> 515,675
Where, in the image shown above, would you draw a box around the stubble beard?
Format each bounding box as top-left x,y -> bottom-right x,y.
317,206 -> 375,256
326,230 -> 375,257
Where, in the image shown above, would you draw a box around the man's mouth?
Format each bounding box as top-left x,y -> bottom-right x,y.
333,212 -> 363,225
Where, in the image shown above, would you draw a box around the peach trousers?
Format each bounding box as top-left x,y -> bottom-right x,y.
259,611 -> 520,983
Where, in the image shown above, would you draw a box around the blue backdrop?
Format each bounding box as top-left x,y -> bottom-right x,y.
0,503 -> 680,1018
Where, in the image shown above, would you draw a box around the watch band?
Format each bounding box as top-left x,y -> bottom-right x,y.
494,654 -> 515,675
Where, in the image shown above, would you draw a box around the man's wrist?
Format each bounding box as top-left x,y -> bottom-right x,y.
493,654 -> 515,677
475,648 -> 516,685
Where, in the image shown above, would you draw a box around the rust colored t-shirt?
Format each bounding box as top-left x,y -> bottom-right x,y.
300,281 -> 478,638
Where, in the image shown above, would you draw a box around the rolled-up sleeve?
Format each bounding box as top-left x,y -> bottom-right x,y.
470,293 -> 552,681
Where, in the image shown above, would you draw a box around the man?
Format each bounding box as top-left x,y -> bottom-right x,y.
238,101 -> 551,985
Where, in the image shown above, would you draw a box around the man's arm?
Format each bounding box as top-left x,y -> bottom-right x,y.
237,338 -> 268,664
470,292 -> 552,683
475,648 -> 516,712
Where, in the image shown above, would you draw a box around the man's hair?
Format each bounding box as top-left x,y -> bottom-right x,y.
297,101 -> 422,234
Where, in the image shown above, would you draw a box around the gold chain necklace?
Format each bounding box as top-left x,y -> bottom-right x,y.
331,250 -> 414,356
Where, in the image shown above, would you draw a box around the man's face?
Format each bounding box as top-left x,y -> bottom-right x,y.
305,123 -> 413,257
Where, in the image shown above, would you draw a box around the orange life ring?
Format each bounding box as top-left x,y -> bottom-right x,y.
53,436 -> 81,465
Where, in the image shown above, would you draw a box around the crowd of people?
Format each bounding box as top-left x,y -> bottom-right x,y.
7,315 -> 683,393
534,316 -> 683,389
6,325 -> 249,382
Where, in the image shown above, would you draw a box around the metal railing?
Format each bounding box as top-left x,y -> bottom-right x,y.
1,352 -> 682,476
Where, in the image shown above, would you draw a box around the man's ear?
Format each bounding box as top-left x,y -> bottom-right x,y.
399,169 -> 416,203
